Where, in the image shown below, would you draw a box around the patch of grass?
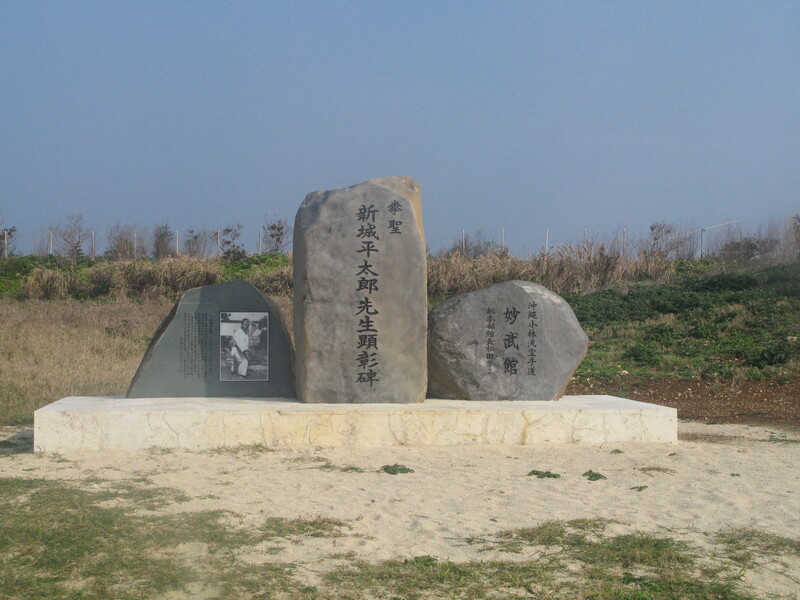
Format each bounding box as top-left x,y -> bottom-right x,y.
312,460 -> 366,473
489,519 -> 613,553
610,448 -> 624,454
0,477 -> 349,599
640,466 -> 676,475
527,469 -> 561,479
577,533 -> 693,568
0,297 -> 173,425
326,556 -> 552,600
1,478 -> 770,600
631,485 -> 649,492
91,479 -> 192,510
207,442 -> 272,455
379,464 -> 415,475
335,521 -> 756,600
259,516 -> 348,540
0,477 -> 196,599
583,470 -> 607,481
717,527 -> 800,568
406,555 -> 439,567
338,465 -> 366,473
765,431 -> 800,444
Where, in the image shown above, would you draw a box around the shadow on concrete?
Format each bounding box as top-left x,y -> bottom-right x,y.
0,427 -> 34,455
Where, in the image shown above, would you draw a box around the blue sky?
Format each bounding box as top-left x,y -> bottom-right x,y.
2,1 -> 799,255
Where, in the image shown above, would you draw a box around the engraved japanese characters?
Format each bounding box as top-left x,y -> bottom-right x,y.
427,280 -> 588,401
293,177 -> 427,403
127,280 -> 294,398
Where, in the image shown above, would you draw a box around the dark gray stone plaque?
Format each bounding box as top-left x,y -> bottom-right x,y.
127,280 -> 295,398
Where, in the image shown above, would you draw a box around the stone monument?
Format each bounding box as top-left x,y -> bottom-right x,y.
293,176 -> 427,403
427,280 -> 588,401
127,280 -> 295,398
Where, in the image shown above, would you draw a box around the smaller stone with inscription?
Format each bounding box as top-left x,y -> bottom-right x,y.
427,280 -> 588,401
127,280 -> 294,398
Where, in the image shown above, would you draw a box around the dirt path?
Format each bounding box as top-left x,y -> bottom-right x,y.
568,377 -> 800,426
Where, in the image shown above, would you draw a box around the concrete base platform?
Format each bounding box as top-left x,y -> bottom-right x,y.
34,396 -> 676,452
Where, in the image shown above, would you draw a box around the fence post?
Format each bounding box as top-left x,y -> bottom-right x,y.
700,229 -> 705,258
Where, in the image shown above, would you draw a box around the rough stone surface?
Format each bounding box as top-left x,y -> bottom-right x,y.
127,280 -> 295,398
428,280 -> 588,401
34,396 -> 677,451
293,177 -> 427,403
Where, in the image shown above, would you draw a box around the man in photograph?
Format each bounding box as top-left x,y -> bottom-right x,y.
230,318 -> 252,378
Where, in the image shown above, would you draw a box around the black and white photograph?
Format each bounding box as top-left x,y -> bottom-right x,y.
219,312 -> 269,381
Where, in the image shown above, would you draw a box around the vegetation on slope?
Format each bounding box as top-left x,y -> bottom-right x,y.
566,262 -> 800,382
0,252 -> 798,425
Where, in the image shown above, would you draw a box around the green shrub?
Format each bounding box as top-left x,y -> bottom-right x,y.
222,253 -> 291,281
762,263 -> 800,285
641,323 -> 680,344
739,340 -> 794,368
379,464 -> 414,475
624,341 -> 662,367
690,272 -> 758,292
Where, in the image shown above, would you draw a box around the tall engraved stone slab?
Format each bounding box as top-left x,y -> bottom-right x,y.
428,280 -> 588,401
127,280 -> 295,398
293,176 -> 427,403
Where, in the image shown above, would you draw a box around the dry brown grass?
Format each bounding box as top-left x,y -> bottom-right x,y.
0,291 -> 294,424
100,257 -> 223,298
21,268 -> 85,299
247,266 -> 293,297
0,297 -> 173,424
21,258 -> 224,300
428,244 -> 674,301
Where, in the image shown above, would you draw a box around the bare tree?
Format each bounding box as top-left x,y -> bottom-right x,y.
260,217 -> 293,254
34,227 -> 52,257
184,228 -> 211,257
647,222 -> 676,254
106,222 -> 147,260
53,215 -> 91,262
220,224 -> 246,262
152,223 -> 176,259
718,234 -> 778,262
439,229 -> 501,258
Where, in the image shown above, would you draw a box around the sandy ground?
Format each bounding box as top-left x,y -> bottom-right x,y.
2,421 -> 799,596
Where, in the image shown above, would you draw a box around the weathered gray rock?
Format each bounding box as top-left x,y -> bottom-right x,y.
293,176 -> 427,403
127,280 -> 295,398
427,281 -> 588,401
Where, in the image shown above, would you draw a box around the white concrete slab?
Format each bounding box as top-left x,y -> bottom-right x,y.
34,396 -> 677,452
